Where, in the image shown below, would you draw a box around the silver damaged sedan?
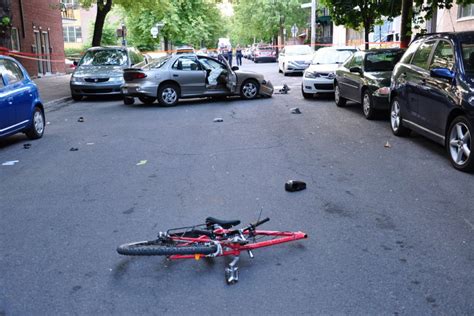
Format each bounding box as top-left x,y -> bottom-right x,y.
121,54 -> 274,106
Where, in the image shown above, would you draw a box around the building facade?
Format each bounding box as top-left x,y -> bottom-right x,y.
61,0 -> 96,50
7,0 -> 66,76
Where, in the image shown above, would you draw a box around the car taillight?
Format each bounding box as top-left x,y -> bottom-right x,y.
124,72 -> 147,81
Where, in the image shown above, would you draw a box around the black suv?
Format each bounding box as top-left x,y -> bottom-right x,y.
390,32 -> 474,172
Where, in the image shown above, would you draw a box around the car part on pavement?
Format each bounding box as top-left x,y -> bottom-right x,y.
384,141 -> 391,148
213,118 -> 224,122
285,180 -> 307,192
70,147 -> 79,151
78,117 -> 84,123
290,107 -> 302,114
2,160 -> 19,166
23,144 -> 31,149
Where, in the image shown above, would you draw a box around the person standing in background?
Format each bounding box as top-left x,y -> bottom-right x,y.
227,45 -> 233,67
236,44 -> 243,66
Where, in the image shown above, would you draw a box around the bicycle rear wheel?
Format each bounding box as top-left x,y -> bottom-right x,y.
117,240 -> 217,256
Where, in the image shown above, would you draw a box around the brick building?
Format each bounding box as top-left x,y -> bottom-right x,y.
7,0 -> 65,76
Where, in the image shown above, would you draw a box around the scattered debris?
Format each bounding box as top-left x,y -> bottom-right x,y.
290,107 -> 302,114
23,143 -> 31,149
136,160 -> 148,166
285,180 -> 307,192
78,117 -> 84,123
273,84 -> 291,94
213,118 -> 224,123
86,143 -> 95,145
70,147 -> 79,151
46,122 -> 51,125
2,160 -> 19,166
384,141 -> 392,148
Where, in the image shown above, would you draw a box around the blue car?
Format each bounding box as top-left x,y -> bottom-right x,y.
0,56 -> 45,140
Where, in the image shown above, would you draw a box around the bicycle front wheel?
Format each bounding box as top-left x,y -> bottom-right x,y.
117,240 -> 218,256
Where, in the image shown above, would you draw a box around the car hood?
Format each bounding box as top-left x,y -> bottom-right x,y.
73,65 -> 125,77
235,70 -> 264,79
285,54 -> 313,63
306,63 -> 341,73
364,71 -> 392,86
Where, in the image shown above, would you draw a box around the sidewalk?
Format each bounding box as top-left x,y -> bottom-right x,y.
34,74 -> 72,106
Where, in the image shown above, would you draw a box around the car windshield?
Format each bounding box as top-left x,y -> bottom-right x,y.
143,56 -> 170,69
365,51 -> 404,72
312,49 -> 354,65
285,45 -> 313,56
461,43 -> 474,80
79,49 -> 128,66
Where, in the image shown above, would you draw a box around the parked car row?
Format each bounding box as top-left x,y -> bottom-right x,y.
243,44 -> 277,63
298,32 -> 473,172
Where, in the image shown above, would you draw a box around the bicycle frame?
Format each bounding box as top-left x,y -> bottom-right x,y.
168,228 -> 308,260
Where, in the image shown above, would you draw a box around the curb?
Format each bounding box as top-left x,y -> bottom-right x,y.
44,96 -> 73,113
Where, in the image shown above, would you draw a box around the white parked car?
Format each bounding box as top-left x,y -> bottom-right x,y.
278,45 -> 314,75
301,47 -> 356,98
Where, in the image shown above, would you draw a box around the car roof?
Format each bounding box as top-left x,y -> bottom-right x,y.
413,31 -> 474,42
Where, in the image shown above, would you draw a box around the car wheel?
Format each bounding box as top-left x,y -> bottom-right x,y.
301,84 -> 312,99
240,79 -> 259,100
138,96 -> 156,105
158,83 -> 179,107
334,83 -> 346,107
25,107 -> 45,140
72,94 -> 82,101
447,116 -> 473,172
362,90 -> 377,120
390,97 -> 411,137
123,96 -> 135,105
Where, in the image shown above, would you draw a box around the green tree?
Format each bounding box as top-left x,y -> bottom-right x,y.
321,0 -> 401,49
232,0 -> 310,49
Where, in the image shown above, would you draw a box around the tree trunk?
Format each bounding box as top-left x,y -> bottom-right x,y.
164,36 -> 169,52
92,0 -> 113,47
364,24 -> 370,50
400,0 -> 413,48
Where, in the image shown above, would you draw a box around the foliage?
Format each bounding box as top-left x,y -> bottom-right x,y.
321,0 -> 401,48
232,0 -> 310,46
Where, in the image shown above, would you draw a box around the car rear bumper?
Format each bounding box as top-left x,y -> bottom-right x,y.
255,56 -> 277,62
302,77 -> 335,93
121,82 -> 157,98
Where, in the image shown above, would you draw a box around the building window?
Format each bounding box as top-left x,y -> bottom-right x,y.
63,26 -> 83,43
458,4 -> 474,19
10,28 -> 20,51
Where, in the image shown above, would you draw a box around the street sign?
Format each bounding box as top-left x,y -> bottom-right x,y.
300,3 -> 311,8
150,26 -> 159,39
291,24 -> 298,37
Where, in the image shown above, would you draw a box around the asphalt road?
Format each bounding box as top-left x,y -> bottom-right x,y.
1,59 -> 473,315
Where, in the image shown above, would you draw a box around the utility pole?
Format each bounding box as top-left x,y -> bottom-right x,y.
311,0 -> 316,50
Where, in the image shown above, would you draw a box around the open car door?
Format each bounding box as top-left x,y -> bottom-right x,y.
220,57 -> 237,93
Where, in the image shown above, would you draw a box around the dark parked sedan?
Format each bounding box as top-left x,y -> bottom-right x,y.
334,49 -> 404,119
0,56 -> 45,140
390,32 -> 474,172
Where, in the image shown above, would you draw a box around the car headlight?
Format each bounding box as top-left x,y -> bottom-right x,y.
304,71 -> 319,79
327,72 -> 336,79
374,86 -> 390,96
71,75 -> 83,83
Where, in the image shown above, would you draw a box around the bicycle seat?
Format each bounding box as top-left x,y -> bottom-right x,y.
206,217 -> 241,229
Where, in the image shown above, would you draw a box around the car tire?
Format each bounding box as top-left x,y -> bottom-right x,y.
390,97 -> 411,137
334,83 -> 346,107
25,107 -> 45,140
362,90 -> 377,120
279,68 -> 282,73
72,94 -> 82,101
240,79 -> 259,100
446,116 -> 474,172
301,85 -> 312,99
123,96 -> 135,105
158,83 -> 179,107
138,96 -> 156,105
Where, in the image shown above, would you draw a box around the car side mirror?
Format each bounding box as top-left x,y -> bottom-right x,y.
231,66 -> 239,71
430,67 -> 454,81
73,61 -> 78,66
350,66 -> 362,74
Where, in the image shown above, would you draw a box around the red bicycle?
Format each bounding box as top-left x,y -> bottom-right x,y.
117,217 -> 308,284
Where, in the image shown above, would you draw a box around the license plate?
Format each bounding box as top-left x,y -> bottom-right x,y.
122,88 -> 128,94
